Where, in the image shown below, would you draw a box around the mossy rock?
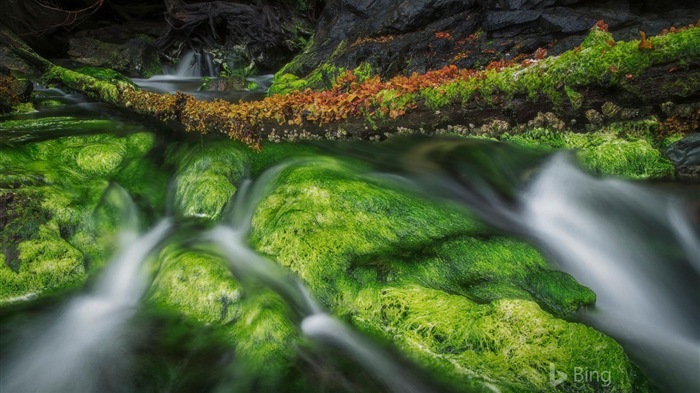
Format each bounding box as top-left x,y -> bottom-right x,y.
249,157 -> 484,304
247,156 -> 648,391
352,285 -> 648,392
76,143 -> 127,177
166,140 -> 250,222
0,125 -> 162,304
502,126 -> 675,179
147,245 -> 300,391
0,222 -> 85,304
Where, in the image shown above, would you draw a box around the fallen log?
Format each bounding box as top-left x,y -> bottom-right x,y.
4,24 -> 700,149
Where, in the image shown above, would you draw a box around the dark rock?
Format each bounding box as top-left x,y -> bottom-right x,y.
0,74 -> 33,113
67,36 -> 162,77
484,10 -> 543,32
666,134 -> 700,181
277,0 -> 700,86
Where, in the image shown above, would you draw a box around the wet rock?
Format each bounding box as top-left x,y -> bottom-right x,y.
0,72 -> 33,114
273,0 -> 700,92
68,36 -> 162,77
666,133 -> 700,181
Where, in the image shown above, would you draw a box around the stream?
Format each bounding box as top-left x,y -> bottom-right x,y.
0,78 -> 698,393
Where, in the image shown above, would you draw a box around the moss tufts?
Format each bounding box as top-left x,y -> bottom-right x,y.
249,157 -> 483,304
0,223 -> 85,304
166,140 -> 250,221
76,143 -> 127,177
352,285 -> 642,392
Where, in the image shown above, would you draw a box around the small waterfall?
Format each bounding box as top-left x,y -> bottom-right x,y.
1,216 -> 172,393
520,154 -> 700,392
168,50 -> 216,78
209,161 -> 435,393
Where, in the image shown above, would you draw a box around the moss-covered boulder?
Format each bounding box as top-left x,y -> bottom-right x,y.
247,156 -> 647,392
0,117 -> 163,304
147,245 -> 301,392
501,121 -> 676,179
166,140 -> 250,222
353,285 -> 648,392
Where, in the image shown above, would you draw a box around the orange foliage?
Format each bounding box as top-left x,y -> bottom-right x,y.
435,31 -> 453,40
638,31 -> 654,50
595,20 -> 609,32
351,35 -> 395,46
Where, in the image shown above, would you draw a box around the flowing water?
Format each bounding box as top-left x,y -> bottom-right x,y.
0,189 -> 172,393
1,85 -> 699,392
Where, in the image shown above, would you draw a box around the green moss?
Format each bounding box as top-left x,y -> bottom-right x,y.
250,157 -> 485,304
413,26 -> 700,113
269,61 -> 376,96
388,237 -> 595,318
268,73 -> 310,95
35,99 -> 66,109
42,66 -> 122,105
352,285 -> 644,392
75,66 -> 137,88
166,139 -> 250,221
0,222 -> 85,304
577,138 -> 674,179
503,124 -> 675,179
147,245 -> 300,391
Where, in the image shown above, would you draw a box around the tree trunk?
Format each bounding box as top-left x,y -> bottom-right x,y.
4,25 -> 700,149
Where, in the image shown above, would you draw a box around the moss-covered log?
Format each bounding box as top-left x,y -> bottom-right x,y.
4,25 -> 700,148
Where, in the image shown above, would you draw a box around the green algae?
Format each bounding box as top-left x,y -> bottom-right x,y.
0,117 -> 164,303
0,222 -> 85,304
165,139 -> 250,221
246,155 -> 649,391
502,123 -> 675,179
148,245 -> 241,324
147,245 -> 300,391
388,236 -> 595,318
250,157 -> 483,304
76,142 -> 127,177
352,285 -> 645,392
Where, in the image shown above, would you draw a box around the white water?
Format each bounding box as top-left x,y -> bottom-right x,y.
301,314 -> 436,393
521,154 -> 700,392
1,218 -> 172,393
166,50 -> 216,78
